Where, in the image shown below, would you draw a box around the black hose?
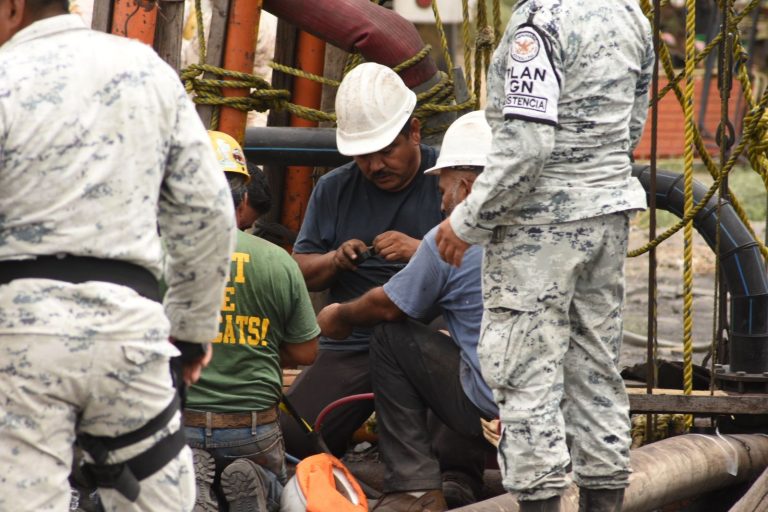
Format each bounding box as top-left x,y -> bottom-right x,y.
632,164 -> 768,373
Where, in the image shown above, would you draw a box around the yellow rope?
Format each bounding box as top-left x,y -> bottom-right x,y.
680,0 -> 697,431
431,0 -> 454,73
461,0 -> 474,100
632,414 -> 687,448
268,62 -> 340,87
654,0 -> 760,104
182,45 -> 473,130
628,89 -> 768,257
634,0 -> 768,260
473,0 -> 494,110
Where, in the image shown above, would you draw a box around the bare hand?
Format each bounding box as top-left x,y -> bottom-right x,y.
182,343 -> 213,386
373,231 -> 420,262
481,418 -> 501,447
333,239 -> 369,271
435,218 -> 470,267
317,303 -> 353,340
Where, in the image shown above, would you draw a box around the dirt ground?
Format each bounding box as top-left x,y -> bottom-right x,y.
620,219 -> 765,370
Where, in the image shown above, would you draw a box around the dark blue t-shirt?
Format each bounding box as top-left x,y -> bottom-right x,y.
293,145 -> 442,350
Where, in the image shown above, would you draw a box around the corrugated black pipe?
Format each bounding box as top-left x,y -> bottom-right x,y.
632,164 -> 768,373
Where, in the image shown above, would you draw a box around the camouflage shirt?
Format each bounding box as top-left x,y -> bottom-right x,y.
0,15 -> 236,343
451,0 -> 653,243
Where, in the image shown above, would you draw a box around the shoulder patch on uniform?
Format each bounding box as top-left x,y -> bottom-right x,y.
503,25 -> 560,126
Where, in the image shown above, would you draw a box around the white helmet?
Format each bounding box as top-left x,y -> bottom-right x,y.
335,62 -> 417,157
424,110 -> 492,175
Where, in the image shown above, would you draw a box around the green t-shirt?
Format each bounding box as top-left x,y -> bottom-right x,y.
187,230 -> 320,412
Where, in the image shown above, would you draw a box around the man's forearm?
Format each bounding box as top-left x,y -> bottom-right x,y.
292,252 -> 337,291
338,287 -> 404,328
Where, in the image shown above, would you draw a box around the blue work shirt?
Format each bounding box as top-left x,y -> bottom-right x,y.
293,145 -> 442,351
383,227 -> 498,418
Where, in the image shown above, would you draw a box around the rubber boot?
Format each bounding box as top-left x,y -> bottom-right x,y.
518,496 -> 561,512
578,488 -> 625,512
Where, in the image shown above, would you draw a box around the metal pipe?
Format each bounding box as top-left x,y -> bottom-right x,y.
281,31 -> 326,234
454,434 -> 768,511
243,127 -> 349,167
218,0 -> 262,143
110,0 -> 158,45
646,0 -> 661,443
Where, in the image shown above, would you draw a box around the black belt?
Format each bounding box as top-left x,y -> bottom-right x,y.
0,255 -> 161,302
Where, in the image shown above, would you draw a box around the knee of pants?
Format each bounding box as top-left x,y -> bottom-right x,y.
370,322 -> 404,359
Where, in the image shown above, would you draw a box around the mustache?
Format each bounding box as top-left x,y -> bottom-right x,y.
371,170 -> 394,180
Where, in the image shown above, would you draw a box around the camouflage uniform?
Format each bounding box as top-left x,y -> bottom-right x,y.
0,15 -> 236,511
449,0 -> 653,501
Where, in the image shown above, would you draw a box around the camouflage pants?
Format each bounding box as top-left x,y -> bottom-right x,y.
478,213 -> 632,501
0,335 -> 195,511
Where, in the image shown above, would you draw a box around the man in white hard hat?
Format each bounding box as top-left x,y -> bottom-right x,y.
435,1 -> 653,511
0,0 -> 236,509
317,111 -> 498,512
281,63 -> 443,462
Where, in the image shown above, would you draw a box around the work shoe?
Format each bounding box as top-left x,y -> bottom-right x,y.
578,488 -> 625,512
372,490 -> 448,512
191,449 -> 218,512
518,496 -> 561,512
442,475 -> 477,508
220,458 -> 268,512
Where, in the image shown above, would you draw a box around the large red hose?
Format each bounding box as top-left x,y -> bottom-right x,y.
262,0 -> 438,88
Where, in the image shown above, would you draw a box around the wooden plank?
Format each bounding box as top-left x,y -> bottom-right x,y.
262,18 -> 298,224
91,0 -> 113,32
627,388 -> 728,396
266,18 -> 298,129
730,465 -> 768,512
629,391 -> 768,415
154,0 -> 185,72
196,0 -> 231,128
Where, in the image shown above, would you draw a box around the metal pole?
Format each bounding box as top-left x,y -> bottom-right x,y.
453,434 -> 768,512
645,0 -> 661,444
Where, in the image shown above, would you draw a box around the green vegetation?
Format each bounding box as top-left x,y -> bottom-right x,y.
633,159 -> 767,229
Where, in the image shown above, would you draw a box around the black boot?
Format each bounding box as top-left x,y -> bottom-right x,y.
578,488 -> 625,512
518,496 -> 561,512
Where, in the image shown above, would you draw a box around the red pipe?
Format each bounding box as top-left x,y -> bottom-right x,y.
281,31 -> 326,235
219,0 -> 263,143
262,0 -> 437,88
111,0 -> 157,45
314,393 -> 375,433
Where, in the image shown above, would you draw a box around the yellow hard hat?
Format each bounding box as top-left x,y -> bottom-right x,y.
208,130 -> 250,185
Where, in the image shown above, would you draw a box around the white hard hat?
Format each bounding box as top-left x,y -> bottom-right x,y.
424,110 -> 492,175
335,62 -> 417,156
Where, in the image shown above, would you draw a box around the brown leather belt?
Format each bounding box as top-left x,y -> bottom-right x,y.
183,407 -> 279,429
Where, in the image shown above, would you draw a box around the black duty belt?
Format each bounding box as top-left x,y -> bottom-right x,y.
0,255 -> 161,302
